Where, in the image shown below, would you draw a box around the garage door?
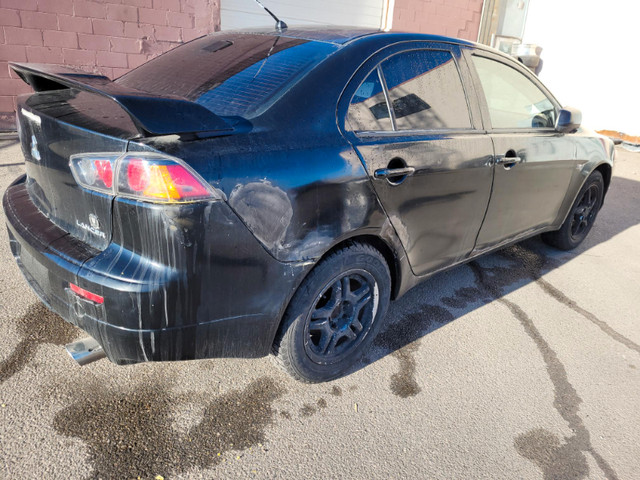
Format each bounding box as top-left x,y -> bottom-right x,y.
221,0 -> 390,30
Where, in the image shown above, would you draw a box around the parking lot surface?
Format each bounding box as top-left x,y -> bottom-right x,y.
1,139 -> 639,479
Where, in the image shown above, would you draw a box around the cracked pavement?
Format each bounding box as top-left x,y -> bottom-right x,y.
1,138 -> 639,479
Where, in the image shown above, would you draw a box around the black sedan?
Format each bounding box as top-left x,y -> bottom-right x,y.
3,27 -> 614,382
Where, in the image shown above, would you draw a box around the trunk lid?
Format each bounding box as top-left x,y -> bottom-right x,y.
17,92 -> 133,250
11,61 -> 235,251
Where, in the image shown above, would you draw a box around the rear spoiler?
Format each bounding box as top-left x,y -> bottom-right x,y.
10,62 -> 233,137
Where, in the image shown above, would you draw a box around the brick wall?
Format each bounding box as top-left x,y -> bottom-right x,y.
0,0 -> 220,118
392,0 -> 484,41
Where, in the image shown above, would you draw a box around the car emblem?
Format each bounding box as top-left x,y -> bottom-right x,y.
30,135 -> 41,161
89,214 -> 100,230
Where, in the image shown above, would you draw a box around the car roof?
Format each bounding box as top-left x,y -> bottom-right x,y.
228,25 -> 474,47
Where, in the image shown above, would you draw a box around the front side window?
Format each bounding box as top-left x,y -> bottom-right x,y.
471,55 -> 557,129
380,50 -> 471,131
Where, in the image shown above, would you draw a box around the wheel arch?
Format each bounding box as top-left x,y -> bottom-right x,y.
594,162 -> 612,197
331,234 -> 401,301
270,233 -> 404,352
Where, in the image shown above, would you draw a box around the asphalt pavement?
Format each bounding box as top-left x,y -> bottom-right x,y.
1,138 -> 639,479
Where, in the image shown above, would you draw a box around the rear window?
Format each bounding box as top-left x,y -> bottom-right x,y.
117,33 -> 337,118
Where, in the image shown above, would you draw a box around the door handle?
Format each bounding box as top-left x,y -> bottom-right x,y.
374,166 -> 416,179
495,155 -> 522,166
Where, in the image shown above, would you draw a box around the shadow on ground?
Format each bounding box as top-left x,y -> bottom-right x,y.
353,173 -> 639,480
361,174 -> 640,391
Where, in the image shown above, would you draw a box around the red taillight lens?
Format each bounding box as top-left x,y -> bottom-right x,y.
117,154 -> 215,202
70,152 -> 220,203
165,165 -> 211,198
69,283 -> 104,304
94,159 -> 113,188
70,154 -> 119,194
126,158 -> 149,192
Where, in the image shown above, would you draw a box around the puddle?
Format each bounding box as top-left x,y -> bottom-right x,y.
53,376 -> 284,479
0,303 -> 78,383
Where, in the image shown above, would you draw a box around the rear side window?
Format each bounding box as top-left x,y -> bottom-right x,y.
347,69 -> 392,131
471,55 -> 557,129
380,50 -> 471,130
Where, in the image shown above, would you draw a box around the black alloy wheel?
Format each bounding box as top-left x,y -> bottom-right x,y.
542,170 -> 604,250
273,242 -> 391,383
304,269 -> 378,365
570,183 -> 599,241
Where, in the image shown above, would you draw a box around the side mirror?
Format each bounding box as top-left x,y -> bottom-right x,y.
555,107 -> 582,133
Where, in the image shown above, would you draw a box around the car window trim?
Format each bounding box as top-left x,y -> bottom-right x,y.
377,64 -> 397,130
488,128 -> 559,135
355,128 -> 487,138
468,50 -> 562,132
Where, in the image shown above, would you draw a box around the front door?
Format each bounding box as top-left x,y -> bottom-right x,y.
468,52 -> 577,251
345,47 -> 494,276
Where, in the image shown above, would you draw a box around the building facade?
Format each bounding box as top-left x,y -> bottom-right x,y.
0,0 -> 485,123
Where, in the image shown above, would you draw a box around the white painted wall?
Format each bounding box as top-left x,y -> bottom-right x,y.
221,0 -> 387,30
522,0 -> 640,134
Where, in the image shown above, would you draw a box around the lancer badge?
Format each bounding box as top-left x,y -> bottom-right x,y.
89,214 -> 100,230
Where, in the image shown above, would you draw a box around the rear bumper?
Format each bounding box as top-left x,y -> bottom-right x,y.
4,177 -> 308,365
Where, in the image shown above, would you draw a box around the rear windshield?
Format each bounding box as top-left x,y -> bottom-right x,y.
117,33 -> 337,119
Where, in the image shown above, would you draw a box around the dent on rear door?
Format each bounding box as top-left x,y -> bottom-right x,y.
357,136 -> 493,276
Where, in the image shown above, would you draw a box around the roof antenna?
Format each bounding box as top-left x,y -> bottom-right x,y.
252,0 -> 288,32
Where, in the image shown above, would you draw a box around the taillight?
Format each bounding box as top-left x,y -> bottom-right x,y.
70,152 -> 220,203
70,154 -> 119,194
95,159 -> 113,188
118,156 -> 212,202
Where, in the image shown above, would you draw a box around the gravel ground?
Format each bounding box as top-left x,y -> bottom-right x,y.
1,139 -> 638,480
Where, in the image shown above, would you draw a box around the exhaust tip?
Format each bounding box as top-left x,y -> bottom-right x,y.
65,336 -> 106,366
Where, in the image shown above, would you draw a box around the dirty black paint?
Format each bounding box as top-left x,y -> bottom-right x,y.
470,262 -> 619,480
0,303 -> 78,384
53,376 -> 284,480
375,306 -> 454,398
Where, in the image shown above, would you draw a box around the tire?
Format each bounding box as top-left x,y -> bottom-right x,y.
542,170 -> 604,251
273,242 -> 391,383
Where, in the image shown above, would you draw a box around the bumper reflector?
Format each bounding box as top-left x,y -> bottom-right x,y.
69,283 -> 104,304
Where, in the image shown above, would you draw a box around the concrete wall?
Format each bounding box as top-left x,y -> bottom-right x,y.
392,0 -> 484,41
0,0 -> 220,118
522,0 -> 640,134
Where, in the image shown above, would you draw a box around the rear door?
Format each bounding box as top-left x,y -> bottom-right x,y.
342,44 -> 494,276
467,51 -> 577,252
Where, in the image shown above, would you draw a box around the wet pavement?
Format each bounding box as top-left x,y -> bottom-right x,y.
1,139 -> 639,479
